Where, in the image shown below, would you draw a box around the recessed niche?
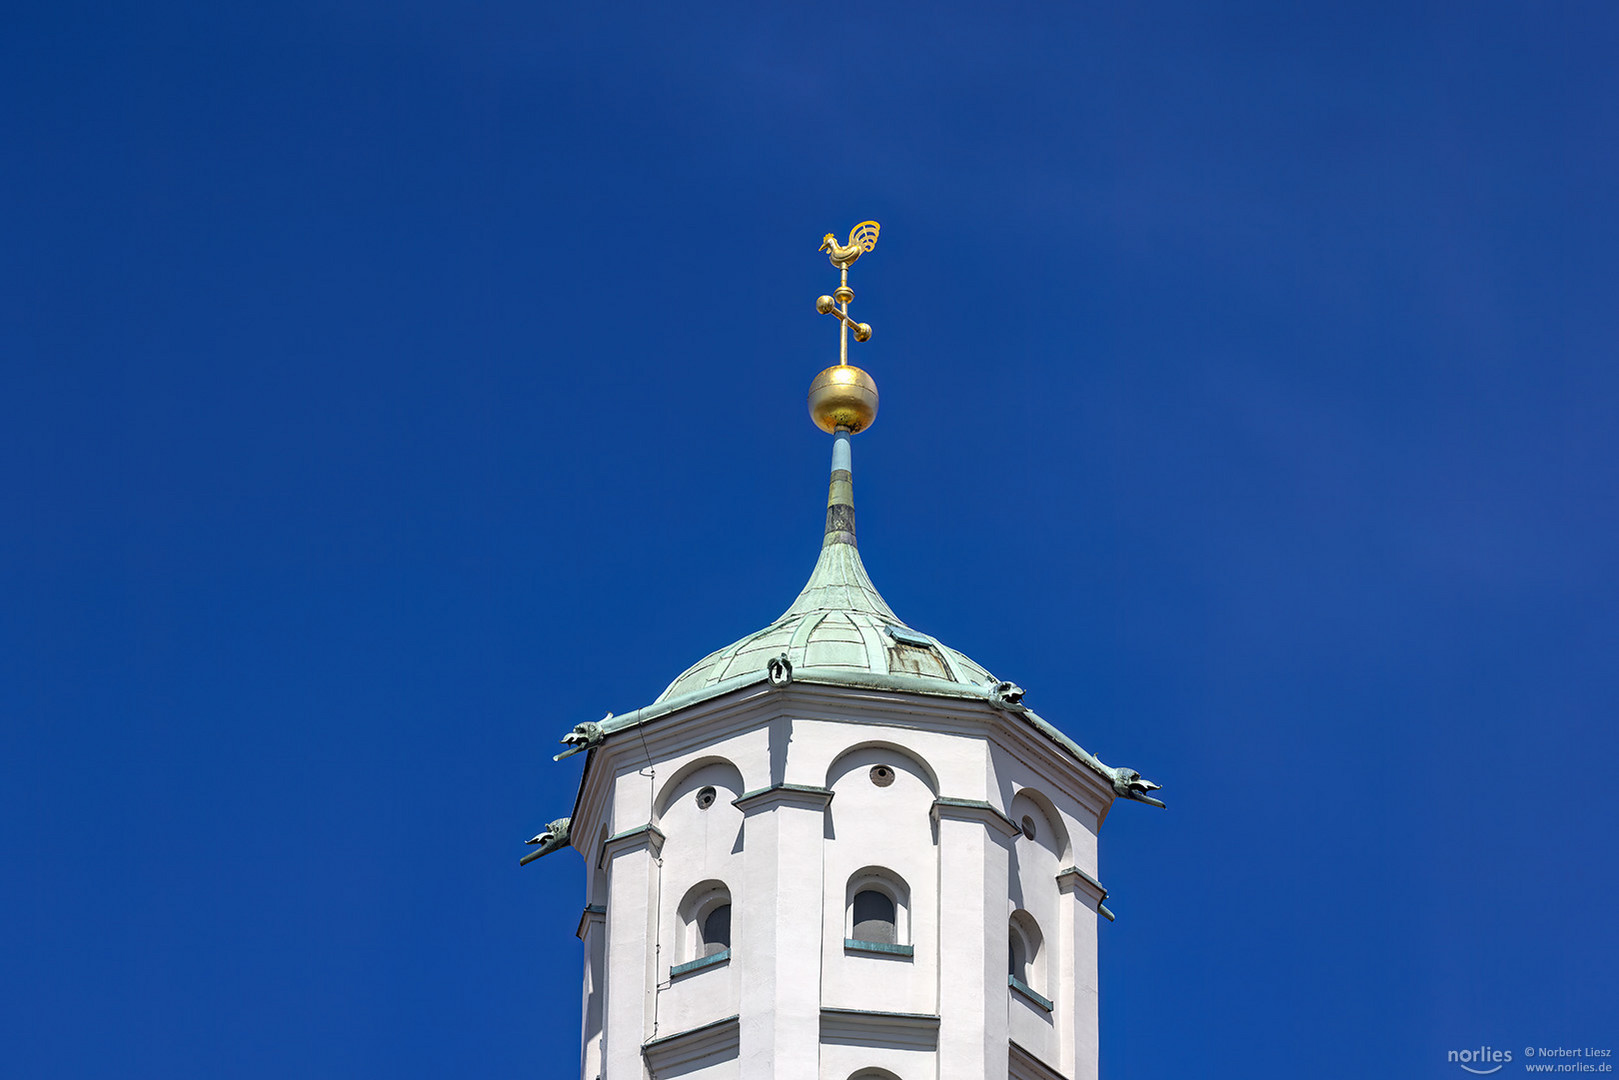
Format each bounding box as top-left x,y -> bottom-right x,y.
695,786 -> 717,810
869,765 -> 895,788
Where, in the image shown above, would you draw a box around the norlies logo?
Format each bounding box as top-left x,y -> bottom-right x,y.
1450,1046 -> 1513,1075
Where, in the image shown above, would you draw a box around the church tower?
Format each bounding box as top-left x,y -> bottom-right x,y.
524,223 -> 1163,1080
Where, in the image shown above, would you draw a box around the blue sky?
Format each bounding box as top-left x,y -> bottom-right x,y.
4,2 -> 1616,1076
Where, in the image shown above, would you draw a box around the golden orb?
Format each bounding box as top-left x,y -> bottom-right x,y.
816,295 -> 835,314
808,364 -> 879,434
852,322 -> 872,343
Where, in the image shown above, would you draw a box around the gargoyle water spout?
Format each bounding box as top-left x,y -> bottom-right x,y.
1106,767 -> 1165,809
519,817 -> 572,865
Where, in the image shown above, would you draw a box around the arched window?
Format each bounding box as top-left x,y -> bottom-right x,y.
845,869 -> 911,952
1008,909 -> 1048,1004
675,881 -> 733,968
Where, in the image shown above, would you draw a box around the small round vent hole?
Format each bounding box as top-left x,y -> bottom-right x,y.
1020,815 -> 1037,840
869,765 -> 895,788
695,786 -> 717,810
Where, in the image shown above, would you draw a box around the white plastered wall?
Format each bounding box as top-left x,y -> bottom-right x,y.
992,741 -> 1107,1080
819,741 -> 940,1016
654,758 -> 747,1036
570,688 -> 1117,1080
1006,789 -> 1065,1062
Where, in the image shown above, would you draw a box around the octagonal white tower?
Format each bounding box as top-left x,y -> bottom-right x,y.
528,418 -> 1162,1080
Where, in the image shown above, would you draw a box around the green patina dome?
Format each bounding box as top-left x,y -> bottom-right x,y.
655,430 -> 997,703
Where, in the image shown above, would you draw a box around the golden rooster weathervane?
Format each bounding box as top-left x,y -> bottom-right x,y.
819,220 -> 880,270
808,220 -> 882,435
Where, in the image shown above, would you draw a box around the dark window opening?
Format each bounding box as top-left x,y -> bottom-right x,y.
701,904 -> 731,956
852,889 -> 897,944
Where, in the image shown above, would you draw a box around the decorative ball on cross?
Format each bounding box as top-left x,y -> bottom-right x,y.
809,221 -> 881,433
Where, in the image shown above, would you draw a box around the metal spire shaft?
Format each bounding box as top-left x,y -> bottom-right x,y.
824,427 -> 856,547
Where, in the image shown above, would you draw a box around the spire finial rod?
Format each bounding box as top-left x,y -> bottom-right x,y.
815,221 -> 878,357
840,266 -> 850,366
809,221 -> 881,434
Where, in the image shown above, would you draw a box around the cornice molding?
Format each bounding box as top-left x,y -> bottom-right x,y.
1056,865 -> 1115,921
641,1014 -> 739,1074
1056,865 -> 1104,899
575,903 -> 606,942
572,678 -> 1119,805
732,783 -> 835,814
932,796 -> 1021,838
1010,1039 -> 1073,1080
819,1007 -> 940,1051
570,668 -> 1135,801
601,823 -> 665,859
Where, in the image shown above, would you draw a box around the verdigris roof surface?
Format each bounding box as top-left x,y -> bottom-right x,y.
655,430 -> 996,703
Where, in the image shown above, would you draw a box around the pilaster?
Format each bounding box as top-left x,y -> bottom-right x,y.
933,798 -> 1020,1080
600,825 -> 665,1080
1055,866 -> 1106,1080
733,784 -> 835,1080
578,904 -> 607,1080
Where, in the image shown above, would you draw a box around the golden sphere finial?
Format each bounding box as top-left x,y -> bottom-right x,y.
808,364 -> 879,434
